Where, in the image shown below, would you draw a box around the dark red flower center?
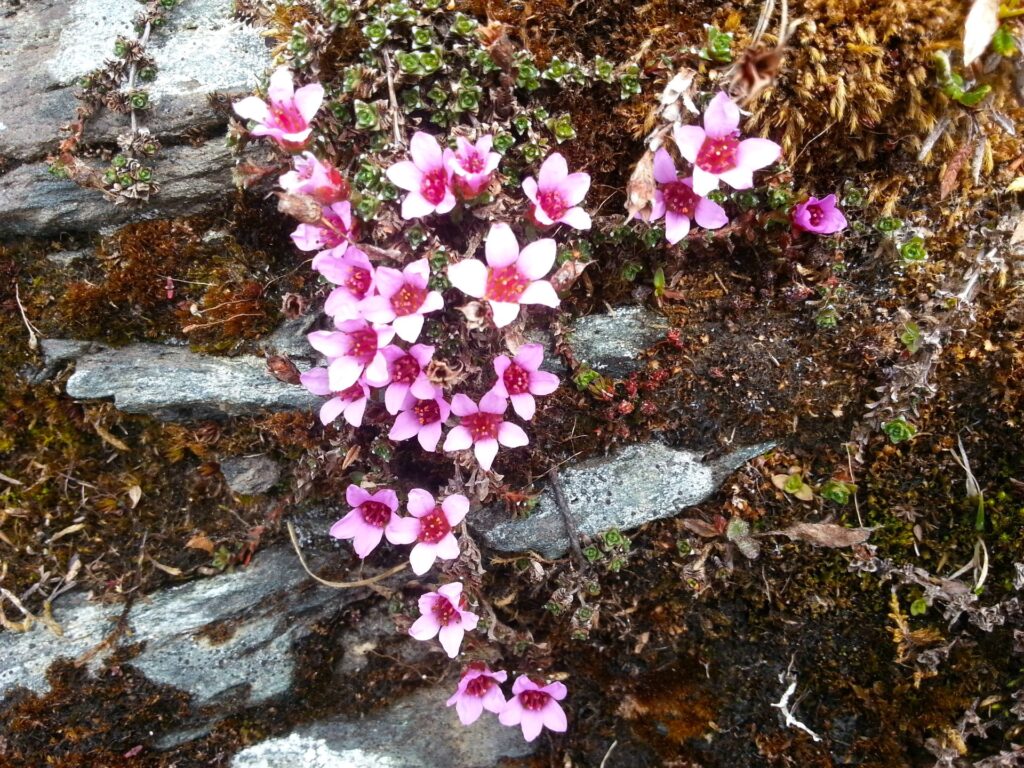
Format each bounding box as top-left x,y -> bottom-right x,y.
359,500 -> 391,528
519,690 -> 551,711
420,168 -> 448,205
537,189 -> 568,220
418,506 -> 451,544
462,153 -> 486,173
413,398 -> 441,425
485,265 -> 530,303
346,267 -> 372,299
347,328 -> 378,364
334,382 -> 364,401
271,103 -> 306,134
320,208 -> 351,248
432,595 -> 459,626
806,204 -> 824,227
391,283 -> 427,316
464,675 -> 493,698
390,354 -> 420,384
696,134 -> 739,174
460,412 -> 502,442
502,362 -> 531,395
662,181 -> 699,217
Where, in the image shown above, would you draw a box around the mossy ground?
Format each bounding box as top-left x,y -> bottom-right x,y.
3,0 -> 1024,765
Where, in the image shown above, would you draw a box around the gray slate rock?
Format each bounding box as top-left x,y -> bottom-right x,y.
231,685 -> 535,768
220,454 -> 282,495
65,342 -> 320,420
566,306 -> 666,378
473,441 -> 776,558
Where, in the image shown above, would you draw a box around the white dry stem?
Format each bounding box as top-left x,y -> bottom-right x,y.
771,678 -> 822,742
918,114 -> 953,162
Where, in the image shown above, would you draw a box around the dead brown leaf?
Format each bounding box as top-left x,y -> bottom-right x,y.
940,141 -> 972,200
775,522 -> 874,548
186,534 -> 215,554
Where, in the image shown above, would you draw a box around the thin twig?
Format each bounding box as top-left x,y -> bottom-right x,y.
13,283 -> 40,351
548,467 -> 584,568
382,50 -> 405,148
287,521 -> 408,588
599,739 -> 618,768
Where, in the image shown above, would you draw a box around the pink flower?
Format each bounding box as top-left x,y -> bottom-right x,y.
673,91 -> 781,196
447,662 -> 508,725
386,490 -> 468,575
649,148 -> 728,244
446,223 -> 559,328
359,259 -> 444,343
280,152 -> 349,204
488,344 -> 559,421
313,246 -> 376,321
386,131 -> 456,219
389,387 -> 451,452
329,485 -> 402,558
522,153 -> 591,229
449,135 -> 501,199
233,67 -> 324,149
498,676 -> 568,742
307,320 -> 394,391
380,344 -> 436,415
299,368 -> 369,427
408,582 -> 479,658
792,194 -> 848,235
442,392 -> 528,471
291,201 -> 357,252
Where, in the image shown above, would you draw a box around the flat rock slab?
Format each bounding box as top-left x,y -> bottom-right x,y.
64,342 -> 320,420
231,685 -> 535,768
472,441 -> 775,558
220,454 -> 282,495
566,306 -> 666,378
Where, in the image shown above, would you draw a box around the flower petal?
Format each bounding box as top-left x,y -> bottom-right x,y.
407,488 -> 436,517
443,425 -> 473,451
513,343 -> 544,371
479,390 -> 508,415
690,165 -> 720,196
386,160 -> 423,192
401,192 -> 437,220
384,382 -> 410,415
474,437 -> 499,471
516,239 -> 557,280
489,301 -> 521,328
673,124 -> 705,163
447,259 -> 488,298
693,197 -> 729,230
384,515 -> 419,545
499,698 -> 524,726
557,207 -> 591,230
434,532 -> 460,561
498,421 -> 529,447
319,397 -> 345,426
267,67 -> 294,102
703,91 -> 740,138
482,685 -> 507,714
233,96 -> 270,124
393,313 -> 425,343
293,83 -> 324,123
520,710 -> 545,742
559,172 -> 590,206
485,222 -> 521,268
327,357 -> 362,391
409,613 -> 440,640
300,367 -> 331,396
653,148 -> 678,184
410,131 -> 443,170
717,165 -> 753,191
417,422 -> 443,452
521,176 -> 539,204
442,494 -> 470,525
542,701 -> 568,733
519,280 -> 560,308
537,152 -> 568,188
736,137 -> 781,172
351,525 -> 384,559
450,393 -> 478,417
346,484 -> 371,507
529,370 -> 560,396
438,624 -> 465,658
343,395 -> 366,427
665,211 -> 691,245
510,393 -> 536,421
409,542 -> 437,576
456,695 -> 485,725
328,509 -> 362,540
389,410 -> 422,441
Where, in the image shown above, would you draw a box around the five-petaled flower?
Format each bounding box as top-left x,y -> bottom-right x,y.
359,258 -> 444,343
791,194 -> 848,235
499,676 -> 568,742
443,391 -> 529,471
389,387 -> 451,453
673,91 -> 780,196
408,581 -> 480,658
449,135 -> 502,199
233,66 -> 324,150
291,201 -> 357,253
648,148 -> 729,245
313,245 -> 376,321
522,153 -> 591,229
488,344 -> 559,420
447,662 -> 508,725
280,151 -> 349,204
299,368 -> 369,427
447,223 -> 559,328
386,131 -> 457,219
307,320 -> 394,392
329,485 -> 403,558
386,489 -> 468,575
379,344 -> 437,415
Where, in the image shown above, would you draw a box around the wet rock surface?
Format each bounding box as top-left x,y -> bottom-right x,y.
220,454 -> 282,495
472,441 -> 775,558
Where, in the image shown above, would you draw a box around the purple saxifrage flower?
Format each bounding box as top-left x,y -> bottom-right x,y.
233,67 -> 324,150
386,131 -> 456,219
649,148 -> 729,244
386,490 -> 468,575
299,368 -> 369,427
313,245 -> 376,321
359,258 -> 444,343
442,391 -> 528,471
409,581 -> 480,658
291,201 -> 357,253
792,194 -> 848,235
447,223 -> 559,328
522,153 -> 591,229
499,676 -> 568,742
280,151 -> 348,204
673,91 -> 780,196
328,485 -> 402,558
307,320 -> 394,391
449,135 -> 501,199
389,387 -> 451,452
488,344 -> 559,421
447,662 -> 508,725
380,343 -> 436,415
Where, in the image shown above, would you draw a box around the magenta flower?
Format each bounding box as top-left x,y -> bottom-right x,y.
233,67 -> 324,149
360,259 -> 444,343
447,662 -> 508,725
442,392 -> 528,471
792,194 -> 848,235
649,148 -> 729,244
329,485 -> 402,558
446,223 -> 559,328
380,343 -> 436,415
291,201 -> 356,253
522,153 -> 591,229
307,320 -> 394,391
386,131 -> 456,219
499,676 -> 568,742
408,582 -> 480,658
449,135 -> 501,199
299,368 -> 369,427
389,386 -> 451,452
280,152 -> 348,204
488,344 -> 559,421
673,91 -> 781,196
314,246 -> 376,321
386,490 -> 468,575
